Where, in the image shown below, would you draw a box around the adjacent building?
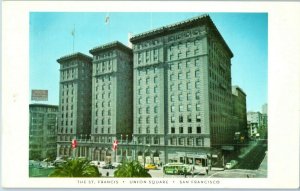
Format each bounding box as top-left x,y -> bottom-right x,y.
29,104 -> 58,160
89,41 -> 133,162
232,86 -> 247,141
130,14 -> 236,164
56,53 -> 92,157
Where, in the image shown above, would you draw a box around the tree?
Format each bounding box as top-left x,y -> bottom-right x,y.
49,158 -> 101,177
114,160 -> 151,178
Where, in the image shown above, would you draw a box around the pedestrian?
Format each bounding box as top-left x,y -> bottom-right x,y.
247,174 -> 249,178
206,168 -> 209,175
106,172 -> 109,177
184,168 -> 187,178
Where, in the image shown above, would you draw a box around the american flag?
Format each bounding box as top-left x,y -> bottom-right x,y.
112,140 -> 118,151
71,139 -> 77,149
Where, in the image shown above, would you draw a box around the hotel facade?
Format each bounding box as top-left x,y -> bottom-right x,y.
55,15 -> 247,167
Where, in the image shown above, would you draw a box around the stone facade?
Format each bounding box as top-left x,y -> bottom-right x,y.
232,86 -> 247,135
130,14 -> 235,164
56,53 -> 92,157
54,15 -> 245,167
89,41 -> 133,162
29,104 -> 58,160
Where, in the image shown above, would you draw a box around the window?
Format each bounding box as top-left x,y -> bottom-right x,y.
138,127 -> 141,134
195,81 -> 200,89
178,94 -> 183,101
146,116 -> 150,124
171,127 -> 175,134
196,115 -> 201,122
170,84 -> 174,91
178,62 -> 182,69
108,118 -> 111,125
154,76 -> 158,83
171,105 -> 175,112
178,72 -> 183,80
146,97 -> 150,104
179,127 -> 183,134
188,126 -> 192,133
139,108 -> 142,114
154,116 -> 158,123
187,115 -> 192,122
138,117 -> 142,124
186,72 -> 191,79
154,106 -> 158,113
146,107 -> 150,114
146,87 -> 150,94
171,138 -> 176,145
108,110 -> 111,116
179,138 -> 184,145
196,92 -> 200,100
196,138 -> 202,146
179,105 -> 184,112
171,95 -> 175,102
171,116 -> 175,123
146,77 -> 150,84
146,127 -> 150,134
154,96 -> 158,103
187,138 -> 193,146
195,70 -> 200,77
95,127 -> 98,134
197,126 -> 201,134
187,93 -> 191,101
139,98 -> 142,104
154,137 -> 159,144
179,115 -> 183,123
154,86 -> 158,93
146,137 -> 150,144
154,126 -> 158,133
196,104 -> 200,111
178,83 -> 183,91
95,119 -> 98,125
187,82 -> 191,90
170,74 -> 174,80
108,128 -> 110,134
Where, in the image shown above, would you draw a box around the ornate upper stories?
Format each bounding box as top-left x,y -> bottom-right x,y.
89,41 -> 132,59
130,14 -> 233,58
57,52 -> 92,64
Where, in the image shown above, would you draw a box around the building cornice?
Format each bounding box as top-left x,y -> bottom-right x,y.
130,14 -> 233,58
89,41 -> 132,55
57,52 -> 92,64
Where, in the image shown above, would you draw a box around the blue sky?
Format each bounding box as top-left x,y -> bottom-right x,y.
30,12 -> 267,112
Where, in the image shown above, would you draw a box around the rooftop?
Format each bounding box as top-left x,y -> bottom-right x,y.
89,41 -> 132,55
57,52 -> 92,64
130,14 -> 233,57
29,103 -> 59,109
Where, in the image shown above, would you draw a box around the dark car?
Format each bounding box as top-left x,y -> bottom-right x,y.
102,164 -> 115,169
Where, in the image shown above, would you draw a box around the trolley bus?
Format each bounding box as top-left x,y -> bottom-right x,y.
163,163 -> 206,175
163,163 -> 192,175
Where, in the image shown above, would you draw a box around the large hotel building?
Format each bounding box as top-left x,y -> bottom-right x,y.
55,14 -> 247,166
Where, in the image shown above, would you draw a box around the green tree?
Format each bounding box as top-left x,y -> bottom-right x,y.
114,160 -> 151,177
49,158 -> 101,177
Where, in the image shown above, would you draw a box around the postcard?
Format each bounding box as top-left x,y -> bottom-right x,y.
1,0 -> 300,189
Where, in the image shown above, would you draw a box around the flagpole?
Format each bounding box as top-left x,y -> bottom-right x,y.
72,24 -> 75,53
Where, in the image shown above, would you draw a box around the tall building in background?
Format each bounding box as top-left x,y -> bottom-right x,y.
247,111 -> 262,126
29,104 -> 58,160
56,53 -> 92,157
89,41 -> 133,162
232,86 -> 247,137
130,14 -> 235,164
262,103 -> 268,115
261,103 -> 268,128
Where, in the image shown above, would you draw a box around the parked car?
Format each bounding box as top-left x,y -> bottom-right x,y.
102,164 -> 115,169
225,160 -> 238,169
145,164 -> 157,170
